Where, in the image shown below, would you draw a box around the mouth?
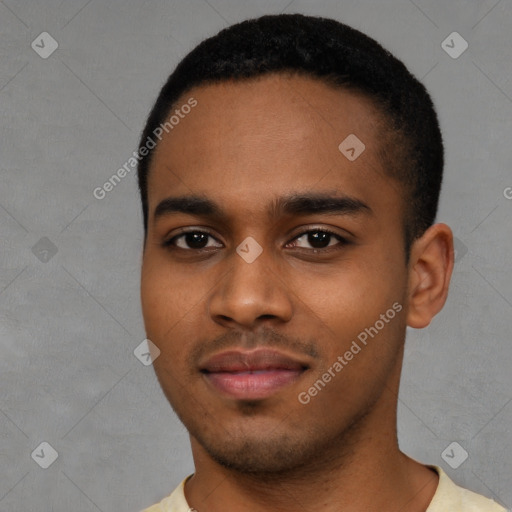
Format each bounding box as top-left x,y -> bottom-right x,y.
200,348 -> 310,401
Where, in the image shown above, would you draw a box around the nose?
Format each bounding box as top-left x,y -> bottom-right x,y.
208,246 -> 293,329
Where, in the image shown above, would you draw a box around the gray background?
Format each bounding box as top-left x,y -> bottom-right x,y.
1,1 -> 511,511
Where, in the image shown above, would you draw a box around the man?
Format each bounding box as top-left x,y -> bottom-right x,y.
137,13 -> 506,512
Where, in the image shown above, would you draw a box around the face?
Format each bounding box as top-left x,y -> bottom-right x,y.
140,73 -> 411,474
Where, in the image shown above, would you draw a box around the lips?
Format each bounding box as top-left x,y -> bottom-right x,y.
200,349 -> 309,400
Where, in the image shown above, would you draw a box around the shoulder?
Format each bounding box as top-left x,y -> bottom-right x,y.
140,475 -> 193,512
427,465 -> 507,512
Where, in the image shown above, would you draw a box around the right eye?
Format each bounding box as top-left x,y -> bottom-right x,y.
163,230 -> 223,251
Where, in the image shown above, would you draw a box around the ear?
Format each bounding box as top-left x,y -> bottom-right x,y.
406,223 -> 454,329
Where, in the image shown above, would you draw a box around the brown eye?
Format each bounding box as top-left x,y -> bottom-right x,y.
306,231 -> 332,248
288,229 -> 347,251
163,231 -> 222,250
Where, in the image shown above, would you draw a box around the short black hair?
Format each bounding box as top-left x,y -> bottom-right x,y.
137,13 -> 444,259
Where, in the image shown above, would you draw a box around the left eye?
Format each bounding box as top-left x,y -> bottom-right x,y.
287,230 -> 347,250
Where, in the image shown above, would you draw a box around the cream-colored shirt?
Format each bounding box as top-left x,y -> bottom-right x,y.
141,465 -> 508,512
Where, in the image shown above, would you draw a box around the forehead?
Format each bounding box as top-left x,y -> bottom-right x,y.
146,73 -> 401,221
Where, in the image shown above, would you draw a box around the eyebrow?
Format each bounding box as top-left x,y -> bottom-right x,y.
153,192 -> 372,224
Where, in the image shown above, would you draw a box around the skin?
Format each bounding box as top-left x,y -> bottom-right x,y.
140,73 -> 454,512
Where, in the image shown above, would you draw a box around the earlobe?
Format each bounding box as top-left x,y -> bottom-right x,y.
406,223 -> 454,329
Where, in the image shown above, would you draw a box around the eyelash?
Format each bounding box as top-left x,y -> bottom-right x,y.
162,227 -> 349,253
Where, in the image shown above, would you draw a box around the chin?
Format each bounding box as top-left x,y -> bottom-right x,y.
204,436 -> 314,475
189,415 -> 337,477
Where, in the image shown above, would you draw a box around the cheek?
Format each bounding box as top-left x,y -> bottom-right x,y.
297,297 -> 406,420
297,255 -> 406,357
140,259 -> 201,395
299,263 -> 393,319
140,254 -> 200,347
